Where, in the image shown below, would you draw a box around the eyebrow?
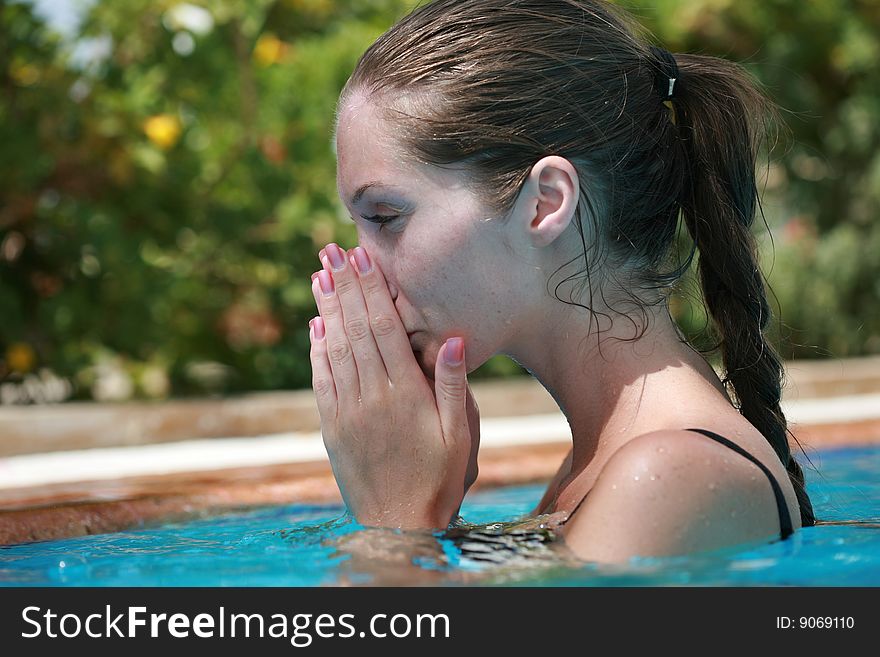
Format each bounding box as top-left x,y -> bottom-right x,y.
351,182 -> 398,205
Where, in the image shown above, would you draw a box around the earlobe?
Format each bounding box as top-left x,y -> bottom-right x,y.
524,156 -> 579,248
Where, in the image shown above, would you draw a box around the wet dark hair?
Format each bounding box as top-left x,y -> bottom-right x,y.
338,0 -> 815,527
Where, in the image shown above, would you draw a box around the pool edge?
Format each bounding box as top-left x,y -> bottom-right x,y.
2,420 -> 879,547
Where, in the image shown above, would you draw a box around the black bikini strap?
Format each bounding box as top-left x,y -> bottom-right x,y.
686,428 -> 794,540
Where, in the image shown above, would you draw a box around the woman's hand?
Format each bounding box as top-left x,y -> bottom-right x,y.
308,243 -> 480,530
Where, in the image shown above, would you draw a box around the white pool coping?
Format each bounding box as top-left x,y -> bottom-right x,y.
1,392 -> 879,491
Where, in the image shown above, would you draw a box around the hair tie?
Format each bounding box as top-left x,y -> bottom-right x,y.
648,46 -> 679,101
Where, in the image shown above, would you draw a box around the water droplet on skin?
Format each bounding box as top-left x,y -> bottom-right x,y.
656,446 -> 666,453
611,484 -> 617,490
649,474 -> 658,481
633,475 -> 640,481
708,482 -> 717,491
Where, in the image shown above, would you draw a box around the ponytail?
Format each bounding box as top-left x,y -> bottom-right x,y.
668,53 -> 816,527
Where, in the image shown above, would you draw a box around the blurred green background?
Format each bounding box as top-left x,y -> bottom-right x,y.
1,0 -> 878,404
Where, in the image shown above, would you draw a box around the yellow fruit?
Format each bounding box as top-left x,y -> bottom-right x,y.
253,34 -> 287,67
143,114 -> 182,150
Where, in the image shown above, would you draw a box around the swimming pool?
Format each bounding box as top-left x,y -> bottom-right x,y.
1,445 -> 878,586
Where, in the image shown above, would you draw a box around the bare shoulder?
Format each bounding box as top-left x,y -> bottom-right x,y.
560,429 -> 791,564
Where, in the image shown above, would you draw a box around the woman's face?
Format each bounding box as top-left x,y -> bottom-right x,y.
334,91 -> 537,378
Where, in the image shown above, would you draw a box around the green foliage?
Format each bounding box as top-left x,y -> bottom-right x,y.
0,0 -> 877,402
635,0 -> 880,360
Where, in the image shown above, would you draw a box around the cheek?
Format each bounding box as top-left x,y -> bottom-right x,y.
407,250 -> 504,357
400,242 -> 473,310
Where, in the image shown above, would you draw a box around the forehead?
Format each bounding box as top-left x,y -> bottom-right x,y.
334,89 -> 478,206
334,92 -> 408,201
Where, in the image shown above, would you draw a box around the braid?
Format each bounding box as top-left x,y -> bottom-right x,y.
669,52 -> 816,526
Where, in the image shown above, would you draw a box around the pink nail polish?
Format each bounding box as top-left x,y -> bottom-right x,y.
353,247 -> 372,274
327,243 -> 346,270
313,316 -> 325,339
444,337 -> 464,365
318,270 -> 334,296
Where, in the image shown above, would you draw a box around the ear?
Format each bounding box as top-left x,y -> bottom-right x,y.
514,156 -> 580,248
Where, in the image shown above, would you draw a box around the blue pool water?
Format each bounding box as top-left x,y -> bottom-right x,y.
1,445 -> 878,586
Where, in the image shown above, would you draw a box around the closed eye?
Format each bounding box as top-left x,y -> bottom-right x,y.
361,214 -> 400,232
362,214 -> 399,224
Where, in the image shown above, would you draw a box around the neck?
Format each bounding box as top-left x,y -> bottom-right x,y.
502,298 -> 734,474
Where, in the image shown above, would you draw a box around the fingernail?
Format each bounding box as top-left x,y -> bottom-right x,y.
311,272 -> 318,282
444,337 -> 464,366
353,246 -> 372,274
313,316 -> 325,340
327,243 -> 346,271
318,270 -> 334,296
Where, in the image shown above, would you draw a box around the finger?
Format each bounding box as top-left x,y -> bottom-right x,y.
308,315 -> 338,418
435,337 -> 473,500
323,243 -> 388,399
350,246 -> 421,384
313,250 -> 333,306
434,338 -> 469,449
313,271 -> 361,404
311,270 -> 322,309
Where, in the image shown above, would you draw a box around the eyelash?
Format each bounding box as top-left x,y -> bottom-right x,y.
361,214 -> 400,232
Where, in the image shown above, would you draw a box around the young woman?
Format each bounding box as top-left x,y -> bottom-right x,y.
307,0 -> 815,565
